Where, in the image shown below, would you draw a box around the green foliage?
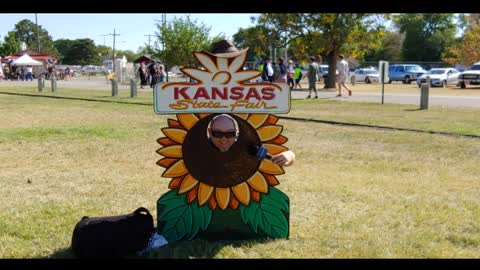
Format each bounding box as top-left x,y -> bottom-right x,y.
157,190 -> 212,243
121,50 -> 141,62
233,25 -> 282,60
0,31 -> 21,56
444,14 -> 480,66
394,14 -> 456,61
53,39 -> 100,65
365,31 -> 403,62
257,13 -> 385,88
13,19 -> 60,58
96,45 -> 113,58
153,16 -> 212,68
239,187 -> 289,238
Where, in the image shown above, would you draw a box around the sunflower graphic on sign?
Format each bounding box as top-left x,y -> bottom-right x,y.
154,40 -> 292,242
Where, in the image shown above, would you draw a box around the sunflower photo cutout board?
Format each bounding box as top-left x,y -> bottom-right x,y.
154,49 -> 291,243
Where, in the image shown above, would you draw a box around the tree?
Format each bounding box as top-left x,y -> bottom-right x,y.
444,13 -> 480,66
153,16 -> 213,68
53,39 -> 100,65
13,19 -> 60,57
0,31 -> 21,57
258,13 -> 385,88
96,45 -> 113,59
233,25 -> 281,62
364,31 -> 403,62
394,14 -> 457,62
121,50 -> 141,62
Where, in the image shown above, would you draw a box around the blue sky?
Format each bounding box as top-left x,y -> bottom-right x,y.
0,13 -> 258,52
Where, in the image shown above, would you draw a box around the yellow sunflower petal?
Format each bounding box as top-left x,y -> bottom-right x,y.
217,57 -> 229,71
162,159 -> 188,178
162,128 -> 187,144
257,125 -> 283,142
181,68 -> 211,82
198,113 -> 212,119
178,174 -> 199,194
234,113 -> 249,120
198,182 -> 214,206
177,114 -> 199,131
247,114 -> 269,129
194,52 -> 216,72
215,187 -> 231,210
229,51 -> 247,72
156,145 -> 183,158
263,143 -> 289,155
246,171 -> 269,193
234,71 -> 263,83
259,159 -> 285,175
231,182 -> 251,205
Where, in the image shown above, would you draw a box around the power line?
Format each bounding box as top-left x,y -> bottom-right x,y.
98,34 -> 109,46
144,34 -> 155,48
103,29 -> 120,73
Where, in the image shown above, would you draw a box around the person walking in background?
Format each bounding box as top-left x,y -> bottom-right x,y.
25,65 -> 33,81
138,62 -> 148,89
275,57 -> 287,83
262,57 -> 274,83
157,65 -> 167,83
336,54 -> 352,97
294,64 -> 303,89
305,57 -> 320,99
286,60 -> 295,90
148,60 -> 158,88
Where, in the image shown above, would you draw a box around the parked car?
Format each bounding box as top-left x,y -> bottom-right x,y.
350,68 -> 380,84
457,62 -> 480,88
416,68 -> 460,87
81,66 -> 101,75
388,64 -> 427,84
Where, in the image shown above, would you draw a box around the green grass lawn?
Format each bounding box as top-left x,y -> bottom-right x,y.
0,88 -> 479,258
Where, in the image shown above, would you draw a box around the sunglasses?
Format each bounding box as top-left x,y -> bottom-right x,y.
211,130 -> 236,138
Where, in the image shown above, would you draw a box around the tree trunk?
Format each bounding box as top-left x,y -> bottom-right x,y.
325,50 -> 338,89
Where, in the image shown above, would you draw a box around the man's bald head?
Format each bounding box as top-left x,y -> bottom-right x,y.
208,114 -> 239,152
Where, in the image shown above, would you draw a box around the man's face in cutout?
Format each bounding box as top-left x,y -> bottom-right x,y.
209,116 -> 237,152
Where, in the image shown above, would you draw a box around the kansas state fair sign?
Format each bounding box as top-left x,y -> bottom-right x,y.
154,51 -> 290,114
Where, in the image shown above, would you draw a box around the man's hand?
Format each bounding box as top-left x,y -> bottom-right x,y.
271,150 -> 295,167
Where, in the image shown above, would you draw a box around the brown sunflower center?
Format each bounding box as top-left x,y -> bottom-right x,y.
182,114 -> 262,188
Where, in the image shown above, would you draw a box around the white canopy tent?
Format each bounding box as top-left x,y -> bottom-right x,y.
12,54 -> 43,66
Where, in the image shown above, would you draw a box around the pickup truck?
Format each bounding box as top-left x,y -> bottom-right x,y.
458,62 -> 480,88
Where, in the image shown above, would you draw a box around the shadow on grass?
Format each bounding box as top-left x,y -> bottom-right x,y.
40,247 -> 75,259
41,238 -> 273,259
404,108 -> 424,111
141,237 -> 274,259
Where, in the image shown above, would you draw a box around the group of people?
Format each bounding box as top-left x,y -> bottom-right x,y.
305,54 -> 352,99
137,60 -> 167,89
259,57 -> 304,91
265,54 -> 352,99
1,64 -> 34,81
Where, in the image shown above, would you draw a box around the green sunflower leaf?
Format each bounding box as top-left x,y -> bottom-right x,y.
200,204 -> 212,231
254,205 -> 265,234
189,203 -> 203,240
158,189 -> 184,205
265,187 -> 289,213
236,189 -> 290,239
157,191 -> 212,242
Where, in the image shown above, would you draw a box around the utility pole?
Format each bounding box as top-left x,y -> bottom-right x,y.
107,29 -> 120,73
144,34 -> 155,49
162,13 -> 167,82
35,13 -> 40,52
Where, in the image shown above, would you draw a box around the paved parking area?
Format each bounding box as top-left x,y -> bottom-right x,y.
1,77 -> 479,108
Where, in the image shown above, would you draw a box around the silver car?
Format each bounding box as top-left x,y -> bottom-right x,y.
416,68 -> 460,87
350,68 -> 380,84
